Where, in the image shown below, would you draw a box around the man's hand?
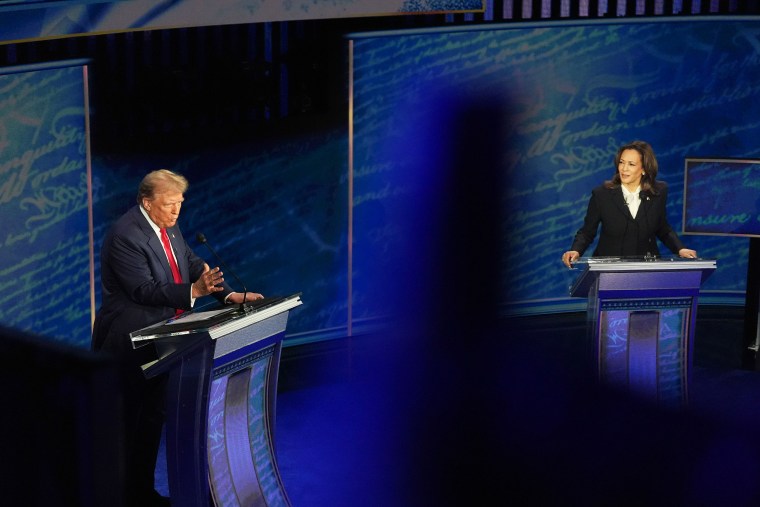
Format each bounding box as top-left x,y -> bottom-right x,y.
192,263 -> 225,298
227,291 -> 265,304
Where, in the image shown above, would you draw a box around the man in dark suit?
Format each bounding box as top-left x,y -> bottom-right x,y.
562,140 -> 697,267
92,169 -> 262,506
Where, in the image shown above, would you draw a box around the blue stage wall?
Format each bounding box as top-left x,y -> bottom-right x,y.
684,158 -> 760,237
5,17 -> 760,350
350,18 -> 760,319
0,61 -> 92,347
91,129 -> 349,345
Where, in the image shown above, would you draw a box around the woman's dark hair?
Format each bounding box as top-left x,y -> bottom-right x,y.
605,140 -> 659,194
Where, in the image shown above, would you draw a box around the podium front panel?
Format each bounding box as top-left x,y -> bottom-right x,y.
207,329 -> 290,507
131,295 -> 301,507
207,342 -> 288,507
571,259 -> 714,407
597,300 -> 692,406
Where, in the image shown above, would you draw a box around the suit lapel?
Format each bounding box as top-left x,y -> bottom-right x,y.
133,206 -> 174,282
611,187 -> 630,218
637,189 -> 653,223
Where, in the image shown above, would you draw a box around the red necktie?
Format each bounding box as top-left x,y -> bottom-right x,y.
160,228 -> 184,316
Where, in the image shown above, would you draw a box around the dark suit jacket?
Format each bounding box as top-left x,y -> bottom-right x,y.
92,205 -> 232,359
570,181 -> 685,258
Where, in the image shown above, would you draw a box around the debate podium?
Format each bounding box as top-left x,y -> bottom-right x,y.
570,258 -> 715,405
130,293 -> 302,507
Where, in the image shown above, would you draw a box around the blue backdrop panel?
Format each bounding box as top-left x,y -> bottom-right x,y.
684,158 -> 760,237
91,130 -> 348,342
0,62 -> 91,347
351,18 -> 759,319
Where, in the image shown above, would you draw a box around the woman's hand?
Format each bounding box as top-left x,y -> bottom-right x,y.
678,248 -> 698,259
562,251 -> 580,268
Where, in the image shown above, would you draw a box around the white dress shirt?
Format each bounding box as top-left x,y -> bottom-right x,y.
621,184 -> 642,219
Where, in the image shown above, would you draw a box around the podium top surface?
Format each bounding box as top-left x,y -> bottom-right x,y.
573,256 -> 717,272
130,293 -> 302,344
569,257 -> 717,297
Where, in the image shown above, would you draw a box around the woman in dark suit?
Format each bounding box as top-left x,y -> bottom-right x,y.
562,140 -> 697,268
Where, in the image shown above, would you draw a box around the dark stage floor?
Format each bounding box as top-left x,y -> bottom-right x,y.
157,306 -> 760,505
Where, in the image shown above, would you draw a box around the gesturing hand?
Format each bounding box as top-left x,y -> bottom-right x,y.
192,263 -> 225,298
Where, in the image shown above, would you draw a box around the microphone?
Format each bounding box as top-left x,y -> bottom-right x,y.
637,192 -> 655,259
196,232 -> 249,311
